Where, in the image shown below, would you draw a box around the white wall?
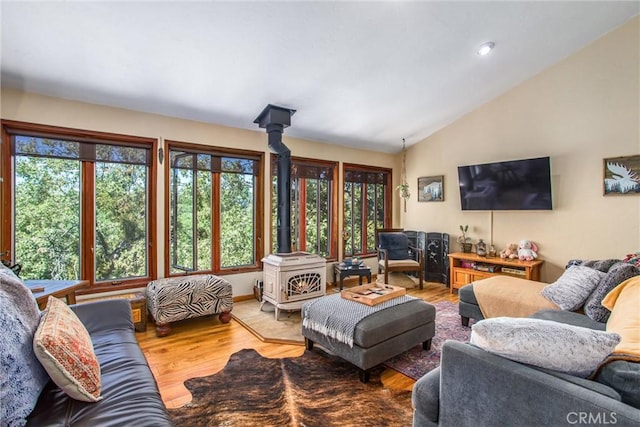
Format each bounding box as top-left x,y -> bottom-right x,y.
402,17 -> 640,281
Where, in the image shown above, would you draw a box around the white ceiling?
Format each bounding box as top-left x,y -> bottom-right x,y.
1,1 -> 638,153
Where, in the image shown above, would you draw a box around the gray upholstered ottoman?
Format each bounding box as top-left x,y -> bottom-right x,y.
459,283 -> 484,326
147,274 -> 233,337
302,294 -> 435,382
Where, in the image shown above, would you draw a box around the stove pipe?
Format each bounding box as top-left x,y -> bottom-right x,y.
254,104 -> 296,254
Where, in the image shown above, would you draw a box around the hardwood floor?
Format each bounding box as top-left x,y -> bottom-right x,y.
137,280 -> 458,409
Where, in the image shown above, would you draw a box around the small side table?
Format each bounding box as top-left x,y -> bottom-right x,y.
333,263 -> 372,291
80,292 -> 147,332
24,279 -> 90,310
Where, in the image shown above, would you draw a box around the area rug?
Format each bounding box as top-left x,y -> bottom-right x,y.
232,299 -> 304,344
376,272 -> 418,288
383,300 -> 473,380
168,348 -> 413,426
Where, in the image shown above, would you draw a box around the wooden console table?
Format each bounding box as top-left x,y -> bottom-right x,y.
448,252 -> 544,294
24,279 -> 90,309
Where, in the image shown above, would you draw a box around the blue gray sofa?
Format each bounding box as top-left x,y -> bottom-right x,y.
413,257 -> 640,426
412,309 -> 640,426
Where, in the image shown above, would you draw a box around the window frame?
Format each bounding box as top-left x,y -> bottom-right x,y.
269,154 -> 338,260
0,120 -> 158,293
342,163 -> 392,257
164,140 -> 264,277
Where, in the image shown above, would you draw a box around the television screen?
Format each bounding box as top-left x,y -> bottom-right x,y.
457,157 -> 552,211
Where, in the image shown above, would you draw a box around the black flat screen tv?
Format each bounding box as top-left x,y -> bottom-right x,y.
457,156 -> 552,211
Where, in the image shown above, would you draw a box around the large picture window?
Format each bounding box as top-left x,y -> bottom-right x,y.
1,121 -> 156,290
343,164 -> 391,256
271,156 -> 337,258
168,143 -> 263,275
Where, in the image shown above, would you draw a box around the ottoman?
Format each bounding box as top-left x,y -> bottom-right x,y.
302,295 -> 436,382
459,283 -> 484,326
147,274 -> 233,337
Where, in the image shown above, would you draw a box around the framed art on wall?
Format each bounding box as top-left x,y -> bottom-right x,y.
418,175 -> 444,202
603,155 -> 640,195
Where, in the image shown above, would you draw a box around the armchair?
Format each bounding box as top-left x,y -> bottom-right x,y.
377,229 -> 424,289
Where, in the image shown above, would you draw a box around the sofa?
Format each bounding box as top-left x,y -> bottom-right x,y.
1,264 -> 171,426
412,258 -> 640,426
412,309 -> 640,426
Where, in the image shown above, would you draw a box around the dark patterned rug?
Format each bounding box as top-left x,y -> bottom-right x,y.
383,300 -> 474,380
169,347 -> 413,426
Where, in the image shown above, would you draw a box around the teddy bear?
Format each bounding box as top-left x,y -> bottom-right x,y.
518,240 -> 538,261
500,243 -> 519,260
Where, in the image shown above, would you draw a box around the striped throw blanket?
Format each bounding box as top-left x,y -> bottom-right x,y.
302,293 -> 418,348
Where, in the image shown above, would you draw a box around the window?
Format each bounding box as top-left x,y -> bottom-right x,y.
0,121 -> 156,290
270,156 -> 337,258
168,143 -> 263,275
343,164 -> 391,256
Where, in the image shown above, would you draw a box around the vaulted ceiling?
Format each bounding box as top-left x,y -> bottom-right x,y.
1,1 -> 638,153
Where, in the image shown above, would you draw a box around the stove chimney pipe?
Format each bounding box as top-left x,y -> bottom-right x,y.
254,104 -> 296,254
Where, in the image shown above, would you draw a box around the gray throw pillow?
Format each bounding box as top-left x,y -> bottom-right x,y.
541,266 -> 605,311
584,263 -> 640,323
566,259 -> 621,272
470,317 -> 621,378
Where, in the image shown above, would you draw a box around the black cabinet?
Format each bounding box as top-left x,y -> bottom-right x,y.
405,230 -> 450,286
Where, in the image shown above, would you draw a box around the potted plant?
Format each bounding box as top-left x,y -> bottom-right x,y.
457,225 -> 473,253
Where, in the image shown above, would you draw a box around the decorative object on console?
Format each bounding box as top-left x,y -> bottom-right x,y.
476,239 -> 487,257
470,317 -> 621,378
517,239 -> 538,261
417,175 -> 444,202
488,245 -> 497,258
397,138 -> 410,212
500,243 -> 519,259
603,155 -> 640,195
457,225 -> 472,253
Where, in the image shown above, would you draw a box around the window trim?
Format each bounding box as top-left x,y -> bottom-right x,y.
269,154 -> 338,260
164,140 -> 265,277
342,163 -> 392,257
0,120 -> 158,293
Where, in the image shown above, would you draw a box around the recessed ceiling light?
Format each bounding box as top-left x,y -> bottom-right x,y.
477,42 -> 495,56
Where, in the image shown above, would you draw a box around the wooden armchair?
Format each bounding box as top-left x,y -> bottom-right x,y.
376,229 -> 424,289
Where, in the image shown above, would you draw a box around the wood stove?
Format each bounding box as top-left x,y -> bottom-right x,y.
261,252 -> 326,320
255,105 -> 327,320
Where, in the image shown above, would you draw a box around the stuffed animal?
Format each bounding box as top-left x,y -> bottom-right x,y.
518,240 -> 538,261
500,243 -> 519,260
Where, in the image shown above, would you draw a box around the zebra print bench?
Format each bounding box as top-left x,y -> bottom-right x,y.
147,274 -> 233,337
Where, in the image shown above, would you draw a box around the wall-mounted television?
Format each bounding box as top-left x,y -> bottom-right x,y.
457,156 -> 552,211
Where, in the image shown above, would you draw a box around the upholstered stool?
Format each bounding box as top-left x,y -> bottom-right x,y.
302,295 -> 435,382
147,274 -> 233,337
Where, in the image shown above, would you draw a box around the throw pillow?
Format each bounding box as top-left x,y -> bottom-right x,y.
566,259 -> 620,272
541,266 -> 605,311
33,296 -> 102,402
470,317 -> 620,378
583,262 -> 640,323
601,276 -> 640,362
0,265 -> 49,426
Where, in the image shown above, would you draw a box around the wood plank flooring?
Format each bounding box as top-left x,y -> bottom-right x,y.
137,280 -> 458,409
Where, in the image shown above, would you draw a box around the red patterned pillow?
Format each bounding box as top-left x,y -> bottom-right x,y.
33,296 -> 102,402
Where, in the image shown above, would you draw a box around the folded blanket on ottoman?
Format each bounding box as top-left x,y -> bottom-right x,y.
474,276 -> 559,318
302,293 -> 417,347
